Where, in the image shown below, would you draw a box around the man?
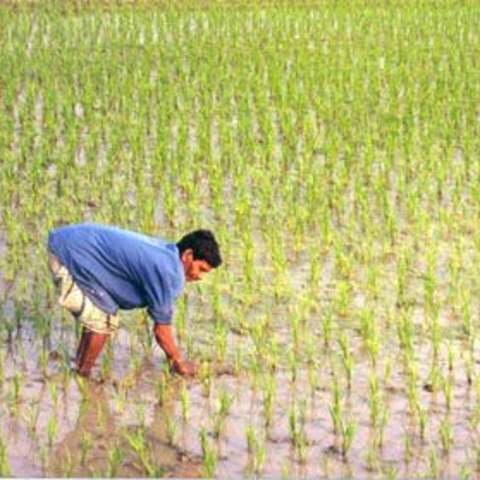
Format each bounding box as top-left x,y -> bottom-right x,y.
47,223 -> 222,378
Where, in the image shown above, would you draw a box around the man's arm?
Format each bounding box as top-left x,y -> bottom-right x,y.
153,323 -> 197,377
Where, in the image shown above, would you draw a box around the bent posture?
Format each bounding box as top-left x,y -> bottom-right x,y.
47,224 -> 222,378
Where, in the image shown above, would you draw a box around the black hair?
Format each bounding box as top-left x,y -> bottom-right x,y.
177,229 -> 222,268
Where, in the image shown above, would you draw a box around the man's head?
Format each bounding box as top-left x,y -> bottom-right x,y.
177,229 -> 222,282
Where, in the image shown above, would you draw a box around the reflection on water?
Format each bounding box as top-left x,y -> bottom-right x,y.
49,377 -> 202,478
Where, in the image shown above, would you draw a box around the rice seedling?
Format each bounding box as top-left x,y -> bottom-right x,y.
62,449 -> 74,478
442,375 -> 454,412
166,416 -> 178,447
212,389 -> 235,439
199,426 -> 217,478
47,414 -> 59,447
428,446 -> 440,478
49,381 -> 59,408
0,439 -> 11,477
11,371 -> 24,408
340,415 -> 356,458
79,431 -> 92,466
180,384 -> 190,422
124,428 -> 157,477
417,406 -> 429,442
289,399 -> 308,463
106,443 -> 124,478
439,416 -> 453,455
262,373 -> 276,427
460,463 -> 471,480
245,424 -> 266,476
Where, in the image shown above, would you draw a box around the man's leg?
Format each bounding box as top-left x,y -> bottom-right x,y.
75,328 -> 109,378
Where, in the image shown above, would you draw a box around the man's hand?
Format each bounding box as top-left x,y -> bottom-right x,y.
154,323 -> 197,378
171,359 -> 199,378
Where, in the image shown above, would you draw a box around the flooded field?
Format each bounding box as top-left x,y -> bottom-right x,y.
1,1 -> 479,477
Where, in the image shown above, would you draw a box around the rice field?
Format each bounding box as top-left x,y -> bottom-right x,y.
0,0 -> 479,477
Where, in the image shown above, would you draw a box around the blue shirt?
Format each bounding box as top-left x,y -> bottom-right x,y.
48,224 -> 185,324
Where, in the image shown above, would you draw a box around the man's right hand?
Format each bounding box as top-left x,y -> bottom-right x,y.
171,359 -> 198,378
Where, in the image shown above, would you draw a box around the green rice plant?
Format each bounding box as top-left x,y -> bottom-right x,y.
439,416 -> 453,454
463,351 -> 473,386
199,362 -> 215,398
112,385 -> 127,414
214,321 -> 228,363
62,449 -> 74,478
308,367 -> 319,397
442,375 -> 454,411
213,390 -> 235,439
428,363 -> 442,394
446,341 -> 455,372
49,381 -> 59,408
287,348 -> 298,384
199,426 -> 217,478
290,308 -> 302,356
11,371 -> 24,408
166,416 -> 178,447
39,444 -> 49,472
460,462 -> 471,480
340,416 -> 356,457
0,439 -> 11,477
38,348 -> 49,377
289,400 -> 308,463
155,372 -> 171,407
365,440 -> 380,472
385,463 -> 399,479
321,309 -> 334,348
106,443 -> 124,478
22,403 -> 40,438
396,248 -> 412,307
428,446 -> 439,477
368,373 -> 384,428
475,445 -> 480,472
404,432 -> 413,465
47,414 -> 59,446
383,357 -> 393,390
245,424 -> 266,476
397,310 -> 414,356
97,402 -> 108,431
180,384 -> 190,422
329,378 -> 342,435
100,341 -> 114,378
417,406 -> 429,442
460,292 -> 473,338
79,431 -> 92,466
338,332 -> 354,390
250,315 -> 270,365
430,314 -> 442,362
424,247 -> 438,315
262,373 -> 276,427
334,280 -> 353,318
76,375 -> 89,403
124,428 -> 157,477
135,403 -> 147,430
358,308 -> 380,366
405,357 -> 419,415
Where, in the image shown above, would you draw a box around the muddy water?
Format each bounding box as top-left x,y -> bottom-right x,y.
1,310 -> 477,478
0,232 -> 479,477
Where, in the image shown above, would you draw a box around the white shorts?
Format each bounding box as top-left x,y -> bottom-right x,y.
48,251 -> 119,335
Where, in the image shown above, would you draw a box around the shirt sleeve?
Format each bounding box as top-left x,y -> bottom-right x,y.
143,267 -> 177,325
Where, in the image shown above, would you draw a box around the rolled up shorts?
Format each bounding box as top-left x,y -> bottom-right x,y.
48,251 -> 119,335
